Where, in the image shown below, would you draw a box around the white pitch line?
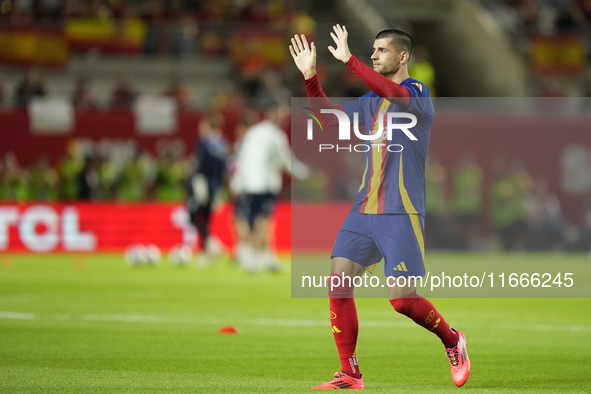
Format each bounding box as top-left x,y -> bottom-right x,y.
1,311 -> 590,333
490,323 -> 591,333
246,318 -> 325,327
0,311 -> 35,320
82,314 -> 170,323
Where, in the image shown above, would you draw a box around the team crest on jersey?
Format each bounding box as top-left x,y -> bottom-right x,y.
330,311 -> 337,319
412,82 -> 423,92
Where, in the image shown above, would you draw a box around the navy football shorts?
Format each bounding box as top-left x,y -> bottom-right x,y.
331,211 -> 426,277
236,192 -> 277,229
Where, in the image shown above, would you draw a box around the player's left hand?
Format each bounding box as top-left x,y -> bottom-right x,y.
328,24 -> 352,64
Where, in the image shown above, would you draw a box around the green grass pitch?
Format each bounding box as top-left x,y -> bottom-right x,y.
1,252 -> 590,393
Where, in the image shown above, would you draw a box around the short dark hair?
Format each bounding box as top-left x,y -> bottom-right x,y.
375,29 -> 414,57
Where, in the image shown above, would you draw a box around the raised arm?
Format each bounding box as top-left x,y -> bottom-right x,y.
289,33 -> 317,80
290,34 -> 341,125
328,24 -> 410,108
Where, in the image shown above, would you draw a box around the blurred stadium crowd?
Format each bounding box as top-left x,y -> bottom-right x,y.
482,0 -> 591,39
480,0 -> 591,95
1,0 -> 591,253
3,0 -> 590,107
0,139 -> 191,202
422,154 -> 585,252
0,0 -> 318,109
0,0 -> 310,56
1,65 -> 304,110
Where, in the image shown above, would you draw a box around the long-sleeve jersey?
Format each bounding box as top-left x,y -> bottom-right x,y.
304,55 -> 435,216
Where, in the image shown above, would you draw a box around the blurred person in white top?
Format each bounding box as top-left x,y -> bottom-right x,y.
232,102 -> 308,272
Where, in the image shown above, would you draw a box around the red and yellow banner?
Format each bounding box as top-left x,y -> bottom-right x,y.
0,27 -> 68,67
231,30 -> 287,69
64,18 -> 146,54
531,34 -> 586,74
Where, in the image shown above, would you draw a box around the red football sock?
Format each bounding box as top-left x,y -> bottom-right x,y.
329,273 -> 361,379
390,290 -> 459,347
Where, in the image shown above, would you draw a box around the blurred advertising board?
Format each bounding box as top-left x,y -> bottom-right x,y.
0,202 -> 290,253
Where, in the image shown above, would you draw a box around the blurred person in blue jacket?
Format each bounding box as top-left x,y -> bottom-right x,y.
187,113 -> 229,264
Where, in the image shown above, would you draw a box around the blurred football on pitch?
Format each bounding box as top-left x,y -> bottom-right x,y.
125,244 -> 161,266
169,244 -> 193,266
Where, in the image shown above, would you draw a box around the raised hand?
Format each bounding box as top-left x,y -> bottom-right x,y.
289,34 -> 317,79
328,24 -> 352,64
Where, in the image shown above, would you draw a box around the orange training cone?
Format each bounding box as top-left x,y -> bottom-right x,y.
218,326 -> 239,334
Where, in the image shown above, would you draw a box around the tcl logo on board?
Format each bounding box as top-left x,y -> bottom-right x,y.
0,204 -> 197,252
0,202 -> 291,253
0,206 -> 96,252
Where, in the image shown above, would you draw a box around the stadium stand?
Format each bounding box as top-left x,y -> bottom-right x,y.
1,0 -> 590,252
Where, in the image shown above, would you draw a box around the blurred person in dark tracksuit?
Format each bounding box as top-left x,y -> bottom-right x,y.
187,114 -> 229,265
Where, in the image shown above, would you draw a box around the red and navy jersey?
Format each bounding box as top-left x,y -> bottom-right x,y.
341,78 -> 434,216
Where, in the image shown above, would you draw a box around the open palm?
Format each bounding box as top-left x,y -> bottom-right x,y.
289,34 -> 316,79
328,24 -> 352,64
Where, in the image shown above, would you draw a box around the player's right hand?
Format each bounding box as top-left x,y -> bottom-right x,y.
289,34 -> 316,79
